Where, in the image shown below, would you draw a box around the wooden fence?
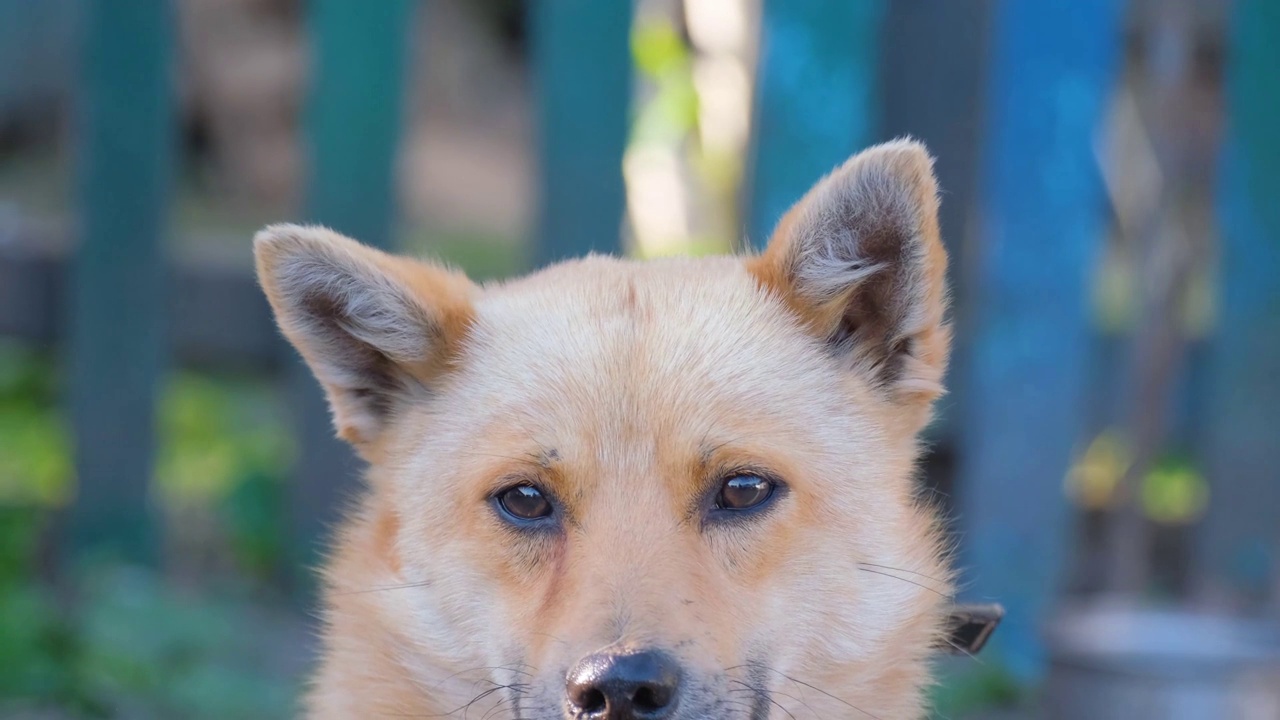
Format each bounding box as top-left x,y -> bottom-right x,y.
0,0 -> 1276,680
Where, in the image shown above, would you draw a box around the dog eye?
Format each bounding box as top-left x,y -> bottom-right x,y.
716,475 -> 775,511
496,485 -> 553,521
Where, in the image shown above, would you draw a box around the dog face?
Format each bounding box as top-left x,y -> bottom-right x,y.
257,140 -> 953,719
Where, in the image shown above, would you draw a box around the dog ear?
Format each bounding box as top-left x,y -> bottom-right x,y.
254,224 -> 476,453
748,140 -> 950,420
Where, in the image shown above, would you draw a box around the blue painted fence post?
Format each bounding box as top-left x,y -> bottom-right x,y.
956,0 -> 1125,678
68,0 -> 174,564
746,0 -> 885,248
1197,0 -> 1280,604
289,0 -> 416,581
530,0 -> 633,263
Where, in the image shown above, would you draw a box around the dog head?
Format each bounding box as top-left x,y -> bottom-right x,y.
257,140 -> 953,719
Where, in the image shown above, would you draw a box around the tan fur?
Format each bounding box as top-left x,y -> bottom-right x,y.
256,140 -> 954,719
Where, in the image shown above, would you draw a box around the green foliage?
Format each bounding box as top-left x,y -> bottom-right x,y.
1141,452 -> 1209,526
0,513 -> 301,719
626,11 -> 739,259
220,469 -> 286,582
0,341 -> 72,506
1,344 -> 294,579
630,17 -> 699,146
154,372 -> 292,508
0,511 -> 72,706
399,226 -> 527,280
70,566 -> 297,719
929,659 -> 1027,718
0,349 -> 302,716
153,371 -> 293,581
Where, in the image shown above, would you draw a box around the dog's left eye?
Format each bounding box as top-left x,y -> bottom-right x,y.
715,474 -> 775,511
496,484 -> 553,521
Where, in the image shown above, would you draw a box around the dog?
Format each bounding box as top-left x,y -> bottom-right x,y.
256,139 -> 959,719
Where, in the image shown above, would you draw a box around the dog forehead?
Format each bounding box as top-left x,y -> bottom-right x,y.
462,256 -> 835,416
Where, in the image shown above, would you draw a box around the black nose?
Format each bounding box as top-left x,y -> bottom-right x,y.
565,649 -> 681,718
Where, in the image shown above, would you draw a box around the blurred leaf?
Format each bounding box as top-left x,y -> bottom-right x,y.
0,342 -> 72,507
1180,264 -> 1216,340
0,563 -> 304,719
635,234 -> 725,260
632,18 -> 689,79
154,372 -> 291,509
929,659 -> 1025,717
1065,430 -> 1131,509
1092,241 -> 1135,334
0,577 -> 68,702
0,508 -> 47,581
221,470 -> 285,582
631,80 -> 699,146
400,226 -> 526,281
630,18 -> 699,146
1141,454 -> 1209,525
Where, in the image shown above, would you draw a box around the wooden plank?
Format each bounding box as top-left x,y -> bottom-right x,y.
529,0 -> 632,263
955,0 -> 1125,678
290,0 -> 416,549
1,239 -> 278,372
169,259 -> 278,372
1197,0 -> 1280,605
290,0 -> 417,579
66,0 -> 174,564
745,0 -> 886,248
0,0 -> 76,116
304,0 -> 414,248
0,231 -> 63,346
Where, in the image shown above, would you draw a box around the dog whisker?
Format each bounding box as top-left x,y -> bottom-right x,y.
478,697 -> 511,720
728,679 -> 799,720
856,566 -> 953,599
428,665 -> 535,695
720,695 -> 775,720
526,630 -> 570,647
855,561 -> 948,585
730,677 -> 831,720
944,636 -> 986,665
729,664 -> 884,720
459,685 -> 509,719
331,579 -> 435,596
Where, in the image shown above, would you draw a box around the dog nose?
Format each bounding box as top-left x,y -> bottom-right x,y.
565,649 -> 681,718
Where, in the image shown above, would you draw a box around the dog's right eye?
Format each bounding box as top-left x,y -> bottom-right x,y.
496,485 -> 553,521
715,474 -> 776,511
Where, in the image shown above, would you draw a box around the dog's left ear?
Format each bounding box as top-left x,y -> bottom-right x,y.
254,224 -> 477,456
748,140 -> 950,425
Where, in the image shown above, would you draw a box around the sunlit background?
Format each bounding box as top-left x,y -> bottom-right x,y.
1,0 -> 1277,718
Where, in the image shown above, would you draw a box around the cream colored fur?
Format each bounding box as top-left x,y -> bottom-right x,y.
255,139 -> 954,719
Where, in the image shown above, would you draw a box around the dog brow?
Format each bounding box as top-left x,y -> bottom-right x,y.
538,447 -> 560,468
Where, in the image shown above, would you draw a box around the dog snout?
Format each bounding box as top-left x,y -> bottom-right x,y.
565,648 -> 682,719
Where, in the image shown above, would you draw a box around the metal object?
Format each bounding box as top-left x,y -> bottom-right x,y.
945,603 -> 1005,656
1046,602 -> 1280,720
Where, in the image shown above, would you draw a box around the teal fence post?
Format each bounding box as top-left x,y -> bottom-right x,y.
530,0 -> 632,263
289,0 -> 416,579
1197,0 -> 1280,603
67,0 -> 174,565
955,0 -> 1125,678
745,0 -> 886,248
879,0 -> 994,450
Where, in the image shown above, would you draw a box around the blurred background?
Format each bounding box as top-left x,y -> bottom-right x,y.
0,0 -> 1277,718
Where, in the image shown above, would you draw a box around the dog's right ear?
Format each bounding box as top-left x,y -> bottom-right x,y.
254,224 -> 476,454
746,140 -> 950,433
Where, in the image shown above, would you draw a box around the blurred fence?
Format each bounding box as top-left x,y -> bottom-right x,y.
0,0 -> 1276,679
